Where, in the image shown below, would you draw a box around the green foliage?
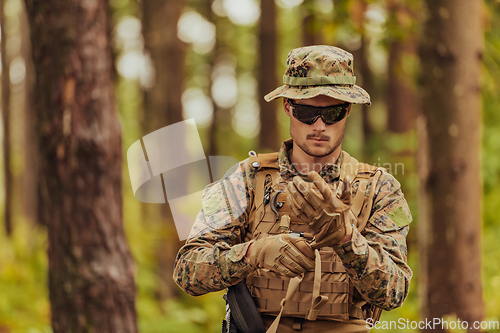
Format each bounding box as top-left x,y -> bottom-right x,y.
0,220 -> 51,333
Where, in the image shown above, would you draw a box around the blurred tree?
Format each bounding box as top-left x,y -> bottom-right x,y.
258,0 -> 279,151
141,0 -> 186,301
1,0 -> 12,236
205,0 -> 219,157
141,0 -> 185,134
419,0 -> 483,330
24,0 -> 138,331
386,0 -> 418,133
20,0 -> 38,225
302,0 -> 322,46
348,0 -> 374,155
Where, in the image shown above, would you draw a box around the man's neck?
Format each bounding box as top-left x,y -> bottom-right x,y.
290,142 -> 342,174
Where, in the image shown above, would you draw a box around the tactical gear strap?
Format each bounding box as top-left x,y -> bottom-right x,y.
292,318 -> 303,331
252,153 -> 279,227
305,250 -> 329,321
372,307 -> 383,322
254,173 -> 267,223
255,298 -> 349,318
265,275 -> 304,333
339,151 -> 359,182
321,261 -> 346,273
252,276 -> 348,293
356,170 -> 383,231
350,179 -> 368,217
256,153 -> 280,169
349,306 -> 364,319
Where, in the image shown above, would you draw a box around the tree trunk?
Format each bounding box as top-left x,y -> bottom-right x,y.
349,0 -> 373,157
358,34 -> 373,154
386,1 -> 418,133
141,0 -> 186,300
204,0 -> 218,157
141,0 -> 185,134
258,0 -> 278,152
20,0 -> 38,225
24,0 -> 138,332
419,0 -> 483,330
1,0 -> 12,236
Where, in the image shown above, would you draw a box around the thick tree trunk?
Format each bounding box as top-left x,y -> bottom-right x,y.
24,0 -> 137,332
1,0 -> 12,236
419,0 -> 483,331
258,0 -> 278,151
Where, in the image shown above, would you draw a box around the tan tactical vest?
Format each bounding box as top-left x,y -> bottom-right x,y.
244,151 -> 383,323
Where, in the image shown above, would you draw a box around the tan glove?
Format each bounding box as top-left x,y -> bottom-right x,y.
249,232 -> 315,278
287,171 -> 354,248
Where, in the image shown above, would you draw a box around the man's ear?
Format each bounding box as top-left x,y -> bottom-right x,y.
283,98 -> 291,117
346,104 -> 352,117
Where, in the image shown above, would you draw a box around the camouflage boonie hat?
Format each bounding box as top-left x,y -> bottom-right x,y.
264,45 -> 371,105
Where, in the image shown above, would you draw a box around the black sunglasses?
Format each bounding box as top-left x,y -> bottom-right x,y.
287,98 -> 350,125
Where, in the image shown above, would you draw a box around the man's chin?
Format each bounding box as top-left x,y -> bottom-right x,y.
304,146 -> 335,158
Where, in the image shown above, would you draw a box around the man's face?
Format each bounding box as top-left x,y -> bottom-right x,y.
283,95 -> 351,159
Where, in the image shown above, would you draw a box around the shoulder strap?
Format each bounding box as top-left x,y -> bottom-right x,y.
339,151 -> 358,182
256,152 -> 279,169
340,151 -> 381,231
253,153 -> 280,221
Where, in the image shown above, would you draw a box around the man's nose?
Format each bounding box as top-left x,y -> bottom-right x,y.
311,116 -> 327,131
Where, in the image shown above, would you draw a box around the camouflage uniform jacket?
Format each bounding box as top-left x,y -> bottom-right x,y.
173,140 -> 413,312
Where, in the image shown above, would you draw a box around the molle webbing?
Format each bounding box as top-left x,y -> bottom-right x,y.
248,151 -> 381,325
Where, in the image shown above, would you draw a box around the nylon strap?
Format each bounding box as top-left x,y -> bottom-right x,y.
339,151 -> 359,183
283,75 -> 356,86
306,249 -> 329,321
372,307 -> 383,322
350,178 -> 368,218
356,169 -> 383,231
252,277 -> 348,293
254,172 -> 267,223
257,153 -> 279,168
349,306 -> 364,319
255,298 -> 348,317
253,153 -> 280,224
265,275 -> 303,333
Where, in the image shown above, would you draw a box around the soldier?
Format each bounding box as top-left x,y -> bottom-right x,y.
173,45 -> 412,333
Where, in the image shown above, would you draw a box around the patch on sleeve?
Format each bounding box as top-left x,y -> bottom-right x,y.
202,185 -> 226,216
387,206 -> 412,227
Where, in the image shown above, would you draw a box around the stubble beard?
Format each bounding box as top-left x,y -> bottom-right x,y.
296,127 -> 345,159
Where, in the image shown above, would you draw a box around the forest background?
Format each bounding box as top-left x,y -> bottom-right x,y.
0,0 -> 499,332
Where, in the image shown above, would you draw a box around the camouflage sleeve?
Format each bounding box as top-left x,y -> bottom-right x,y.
173,160 -> 255,296
332,170 -> 413,311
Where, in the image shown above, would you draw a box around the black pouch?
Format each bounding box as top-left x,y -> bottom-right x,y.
225,280 -> 266,333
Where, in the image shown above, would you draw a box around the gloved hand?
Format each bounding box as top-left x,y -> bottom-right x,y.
287,171 -> 354,248
249,231 -> 315,278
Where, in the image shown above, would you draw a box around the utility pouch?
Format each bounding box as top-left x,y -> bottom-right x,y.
223,280 -> 266,333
